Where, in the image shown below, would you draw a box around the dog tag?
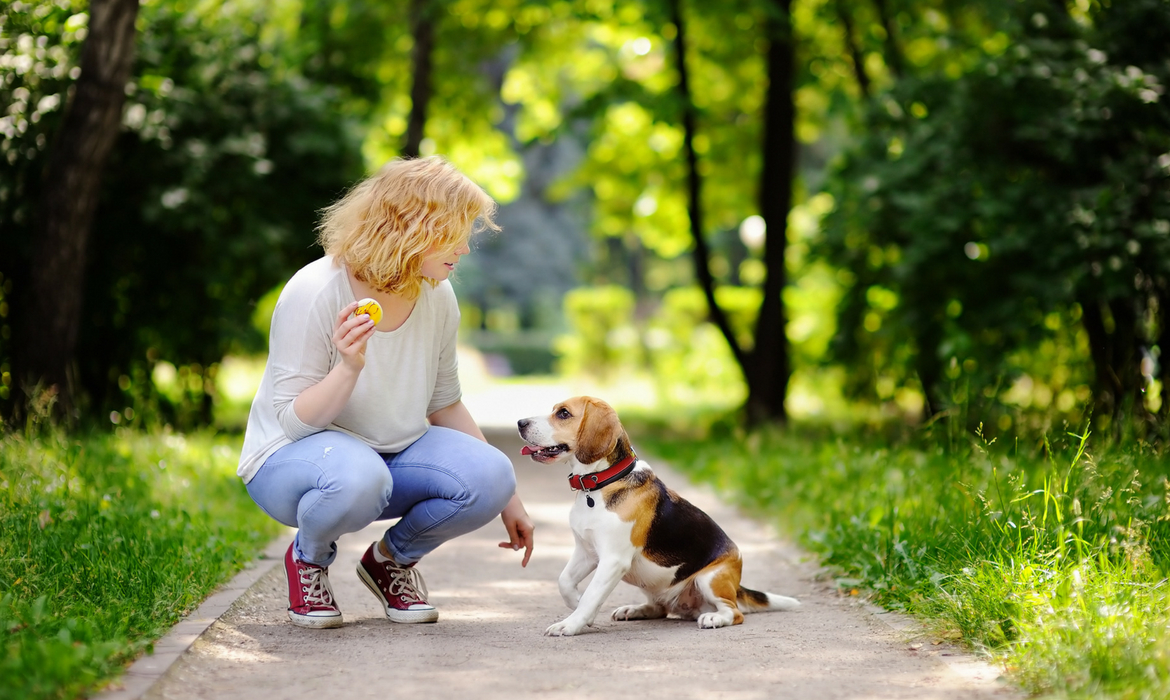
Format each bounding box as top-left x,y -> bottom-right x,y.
586,495 -> 595,508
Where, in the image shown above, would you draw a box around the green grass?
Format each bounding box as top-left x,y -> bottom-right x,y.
0,426 -> 281,700
642,422 -> 1170,699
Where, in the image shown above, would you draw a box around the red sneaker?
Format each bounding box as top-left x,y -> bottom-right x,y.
357,542 -> 439,623
284,541 -> 343,628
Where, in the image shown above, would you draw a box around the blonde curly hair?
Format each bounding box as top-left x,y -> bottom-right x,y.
317,156 -> 499,299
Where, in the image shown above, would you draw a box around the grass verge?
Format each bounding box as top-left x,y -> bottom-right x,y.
0,426 -> 281,700
642,423 -> 1170,699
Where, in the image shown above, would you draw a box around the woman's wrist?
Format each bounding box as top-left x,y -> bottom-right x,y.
334,357 -> 364,378
293,361 -> 363,427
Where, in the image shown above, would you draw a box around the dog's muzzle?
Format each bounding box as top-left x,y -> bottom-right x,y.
520,443 -> 568,462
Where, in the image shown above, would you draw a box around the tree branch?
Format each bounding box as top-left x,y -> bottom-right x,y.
872,0 -> 904,79
836,0 -> 871,98
667,0 -> 747,371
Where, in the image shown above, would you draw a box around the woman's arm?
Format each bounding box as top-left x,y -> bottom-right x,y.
292,301 -> 375,428
428,400 -> 535,567
426,399 -> 487,440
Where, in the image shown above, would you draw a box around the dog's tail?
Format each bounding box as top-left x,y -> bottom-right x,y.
737,586 -> 800,613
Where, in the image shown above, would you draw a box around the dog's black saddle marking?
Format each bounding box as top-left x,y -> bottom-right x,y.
643,480 -> 736,584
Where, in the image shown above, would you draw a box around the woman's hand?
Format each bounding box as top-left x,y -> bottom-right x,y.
333,301 -> 376,371
291,302 -> 375,428
426,402 -> 534,566
498,493 -> 535,567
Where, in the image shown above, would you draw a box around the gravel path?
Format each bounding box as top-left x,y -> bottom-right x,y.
133,427 -> 1018,700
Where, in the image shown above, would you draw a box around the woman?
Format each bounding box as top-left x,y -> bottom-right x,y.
238,156 -> 534,628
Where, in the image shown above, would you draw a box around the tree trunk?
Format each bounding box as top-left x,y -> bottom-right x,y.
14,0 -> 139,419
836,0 -> 871,98
1108,298 -> 1143,424
1080,297 -> 1143,431
1081,298 -> 1115,418
871,0 -> 904,79
744,0 -> 796,426
1158,287 -> 1170,419
667,0 -> 748,372
402,0 -> 436,158
914,314 -> 944,418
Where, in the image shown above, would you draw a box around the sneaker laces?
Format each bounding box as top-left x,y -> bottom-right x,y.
385,565 -> 429,606
299,564 -> 336,608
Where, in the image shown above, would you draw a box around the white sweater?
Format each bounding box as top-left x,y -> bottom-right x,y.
237,257 -> 461,483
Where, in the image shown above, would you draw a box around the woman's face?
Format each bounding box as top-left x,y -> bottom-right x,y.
419,238 -> 471,282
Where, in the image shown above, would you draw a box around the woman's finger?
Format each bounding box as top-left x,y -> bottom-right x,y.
336,323 -> 374,355
335,301 -> 360,330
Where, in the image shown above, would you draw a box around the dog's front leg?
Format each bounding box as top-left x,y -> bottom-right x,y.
546,556 -> 631,637
558,535 -> 597,610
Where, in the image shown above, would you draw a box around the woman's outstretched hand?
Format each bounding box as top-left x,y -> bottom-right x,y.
498,493 -> 535,567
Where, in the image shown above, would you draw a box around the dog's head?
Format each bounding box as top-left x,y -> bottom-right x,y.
517,396 -> 629,467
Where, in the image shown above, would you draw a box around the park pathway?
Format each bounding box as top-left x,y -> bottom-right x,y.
129,425 -> 1016,700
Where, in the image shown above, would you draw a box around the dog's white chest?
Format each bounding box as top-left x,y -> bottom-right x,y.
568,493 -> 679,592
568,493 -> 627,536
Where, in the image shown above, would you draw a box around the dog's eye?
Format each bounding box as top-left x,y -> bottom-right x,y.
556,408 -> 572,420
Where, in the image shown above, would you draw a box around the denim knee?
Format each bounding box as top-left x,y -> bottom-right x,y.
298,446 -> 393,531
470,446 -> 517,515
327,452 -> 393,513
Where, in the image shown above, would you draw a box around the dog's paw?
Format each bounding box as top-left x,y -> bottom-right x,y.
611,604 -> 664,621
545,618 -> 587,637
611,605 -> 641,621
697,612 -> 733,629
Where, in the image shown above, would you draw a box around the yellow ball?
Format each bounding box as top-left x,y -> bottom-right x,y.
353,298 -> 383,325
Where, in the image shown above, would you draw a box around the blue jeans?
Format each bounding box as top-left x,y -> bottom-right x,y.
245,427 -> 516,567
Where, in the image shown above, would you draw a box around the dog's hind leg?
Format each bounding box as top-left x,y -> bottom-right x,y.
611,598 -> 666,621
694,568 -> 744,629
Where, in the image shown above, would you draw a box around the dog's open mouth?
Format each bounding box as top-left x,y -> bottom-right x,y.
520,443 -> 568,462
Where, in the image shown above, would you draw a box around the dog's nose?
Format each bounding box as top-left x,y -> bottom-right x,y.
517,418 -> 531,430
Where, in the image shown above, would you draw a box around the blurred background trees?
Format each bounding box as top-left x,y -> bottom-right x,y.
823,0 -> 1170,434
1,0 -> 1167,437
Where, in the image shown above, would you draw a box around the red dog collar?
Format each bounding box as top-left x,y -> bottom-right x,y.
569,454 -> 637,492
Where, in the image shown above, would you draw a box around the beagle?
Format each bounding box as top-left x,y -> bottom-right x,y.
518,396 -> 799,636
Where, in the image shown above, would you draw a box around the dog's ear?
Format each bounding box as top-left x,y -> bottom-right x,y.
575,399 -> 624,465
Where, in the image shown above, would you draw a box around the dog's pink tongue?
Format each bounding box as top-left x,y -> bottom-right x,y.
520,445 -> 536,456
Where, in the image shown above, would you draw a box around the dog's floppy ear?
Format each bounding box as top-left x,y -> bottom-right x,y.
574,398 -> 624,465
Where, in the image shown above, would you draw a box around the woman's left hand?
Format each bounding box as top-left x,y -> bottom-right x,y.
498,493 -> 535,567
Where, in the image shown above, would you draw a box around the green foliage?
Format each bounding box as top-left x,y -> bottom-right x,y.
554,283 -> 759,403
640,286 -> 747,404
648,423 -> 1170,699
553,0 -> 771,270
822,0 -> 1170,426
555,285 -> 639,378
0,425 -> 280,700
0,0 -> 363,423
6,0 -> 1168,436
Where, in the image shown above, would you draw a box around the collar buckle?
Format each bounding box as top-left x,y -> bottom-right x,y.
568,454 -> 637,492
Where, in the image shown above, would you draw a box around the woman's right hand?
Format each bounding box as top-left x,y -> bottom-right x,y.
333,301 -> 376,371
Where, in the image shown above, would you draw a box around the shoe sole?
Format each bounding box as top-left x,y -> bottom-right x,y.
356,564 -> 439,623
287,610 -> 344,629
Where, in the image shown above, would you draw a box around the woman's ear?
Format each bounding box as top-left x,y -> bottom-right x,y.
574,399 -> 624,465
